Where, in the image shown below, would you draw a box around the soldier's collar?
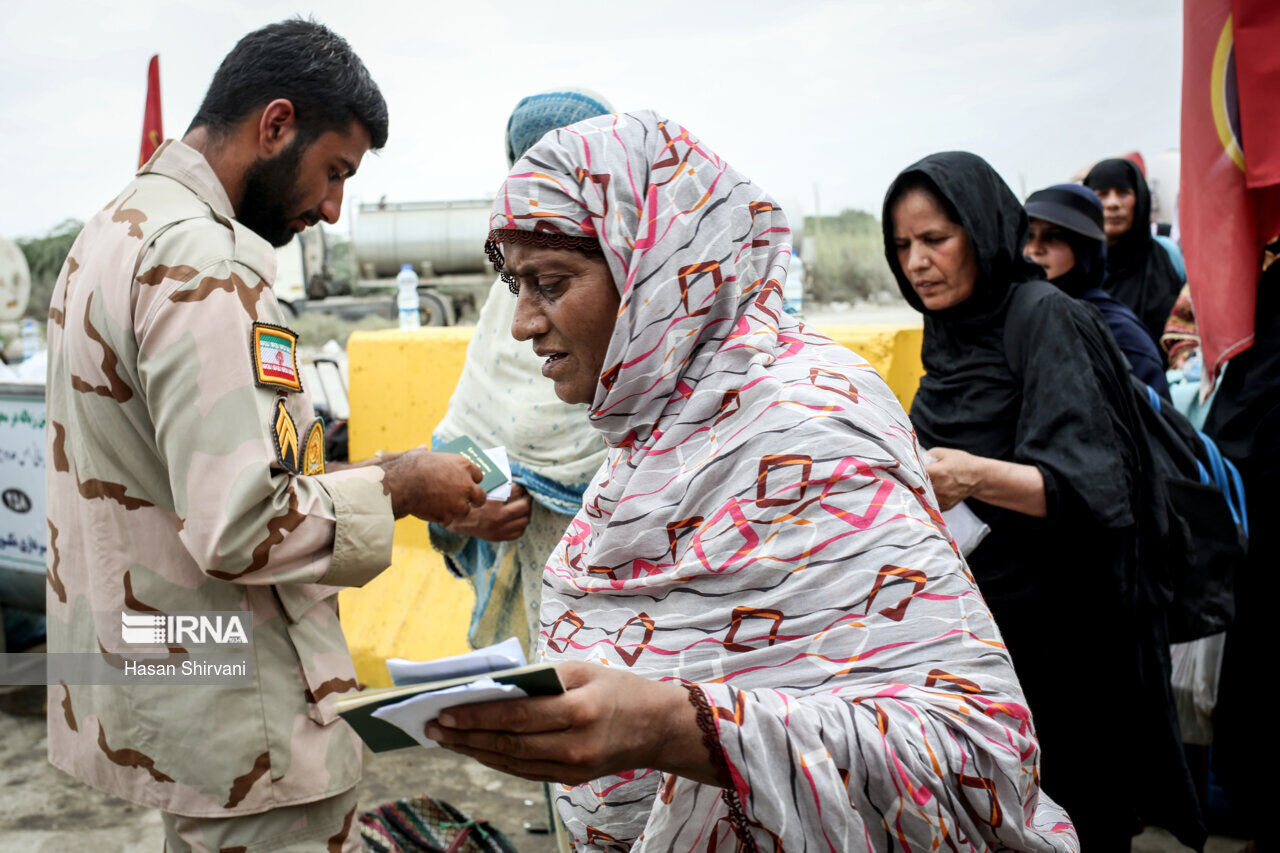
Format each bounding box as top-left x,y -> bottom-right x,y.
138,139 -> 236,222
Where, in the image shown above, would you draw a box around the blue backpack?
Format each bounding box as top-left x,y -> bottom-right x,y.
1004,281 -> 1245,641
1133,379 -> 1247,641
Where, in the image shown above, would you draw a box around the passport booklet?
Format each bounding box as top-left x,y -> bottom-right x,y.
336,638 -> 563,752
433,435 -> 510,495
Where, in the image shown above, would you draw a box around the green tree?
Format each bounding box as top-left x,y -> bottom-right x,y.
327,235 -> 354,291
804,209 -> 895,304
17,218 -> 83,319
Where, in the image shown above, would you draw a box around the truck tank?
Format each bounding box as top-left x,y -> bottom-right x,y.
0,235 -> 32,326
273,226 -> 328,305
352,199 -> 492,279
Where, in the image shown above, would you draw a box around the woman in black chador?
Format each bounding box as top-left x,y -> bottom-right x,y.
882,151 -> 1203,852
1084,157 -> 1184,351
1201,254 -> 1280,846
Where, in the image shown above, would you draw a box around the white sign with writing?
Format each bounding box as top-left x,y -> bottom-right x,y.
0,395 -> 46,569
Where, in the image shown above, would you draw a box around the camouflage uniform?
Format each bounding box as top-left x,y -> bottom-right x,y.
44,139 -> 394,832
161,787 -> 359,852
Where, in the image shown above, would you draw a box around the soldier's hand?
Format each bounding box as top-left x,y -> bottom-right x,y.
380,448 -> 487,523
444,484 -> 532,542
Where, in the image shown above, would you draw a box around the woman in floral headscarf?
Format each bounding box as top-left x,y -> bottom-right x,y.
427,111 -> 1076,852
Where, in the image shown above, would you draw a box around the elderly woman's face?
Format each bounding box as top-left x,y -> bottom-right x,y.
507,243 -> 619,405
891,188 -> 978,311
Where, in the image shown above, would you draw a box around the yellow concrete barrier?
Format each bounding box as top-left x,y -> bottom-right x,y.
339,322 -> 924,687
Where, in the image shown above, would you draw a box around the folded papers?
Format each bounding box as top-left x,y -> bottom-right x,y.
336,638 -> 564,752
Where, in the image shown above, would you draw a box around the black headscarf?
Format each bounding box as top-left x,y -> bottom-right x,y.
1084,158 -> 1183,348
1024,183 -> 1109,298
884,152 -> 1044,324
1052,228 -> 1106,297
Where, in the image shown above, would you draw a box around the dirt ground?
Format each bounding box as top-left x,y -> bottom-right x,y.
0,684 -> 555,852
0,683 -> 1248,853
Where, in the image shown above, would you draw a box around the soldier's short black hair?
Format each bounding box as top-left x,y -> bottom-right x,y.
188,18 -> 388,150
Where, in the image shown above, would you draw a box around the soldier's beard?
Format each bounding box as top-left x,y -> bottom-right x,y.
239,139 -> 310,248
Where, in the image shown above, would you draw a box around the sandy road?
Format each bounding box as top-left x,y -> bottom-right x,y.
0,682 -> 1244,852
0,686 -> 556,852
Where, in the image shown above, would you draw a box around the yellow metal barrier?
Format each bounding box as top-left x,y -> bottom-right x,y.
339,323 -> 924,687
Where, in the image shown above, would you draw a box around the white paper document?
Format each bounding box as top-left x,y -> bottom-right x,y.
385,636 -> 527,687
941,500 -> 991,557
370,677 -> 528,748
484,446 -> 513,502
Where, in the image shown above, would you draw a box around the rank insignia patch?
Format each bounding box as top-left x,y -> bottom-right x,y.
303,418 -> 325,476
271,398 -> 299,473
251,322 -> 302,392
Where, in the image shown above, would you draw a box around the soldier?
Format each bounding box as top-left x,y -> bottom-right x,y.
44,20 -> 487,852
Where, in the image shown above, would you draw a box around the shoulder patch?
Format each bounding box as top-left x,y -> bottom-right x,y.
271,398 -> 300,473
251,322 -> 302,392
303,418 -> 326,476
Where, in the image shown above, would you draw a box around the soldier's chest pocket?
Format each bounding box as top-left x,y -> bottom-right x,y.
272,583 -> 356,726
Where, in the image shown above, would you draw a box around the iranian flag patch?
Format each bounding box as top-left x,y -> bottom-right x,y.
251,323 -> 302,392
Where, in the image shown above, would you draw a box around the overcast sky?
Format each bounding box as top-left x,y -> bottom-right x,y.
0,0 -> 1182,240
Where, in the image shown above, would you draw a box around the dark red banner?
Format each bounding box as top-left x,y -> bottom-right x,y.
1233,3 -> 1280,189
139,55 -> 163,169
1180,0 -> 1280,387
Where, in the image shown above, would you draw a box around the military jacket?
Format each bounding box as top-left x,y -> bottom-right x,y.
44,140 -> 394,817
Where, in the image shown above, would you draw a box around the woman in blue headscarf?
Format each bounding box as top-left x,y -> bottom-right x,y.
429,88 -> 615,656
1023,183 -> 1170,399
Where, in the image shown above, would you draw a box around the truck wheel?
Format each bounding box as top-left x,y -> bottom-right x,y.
278,301 -> 297,319
418,290 -> 453,326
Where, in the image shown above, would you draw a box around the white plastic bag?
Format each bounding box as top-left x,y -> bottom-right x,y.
1169,632 -> 1227,745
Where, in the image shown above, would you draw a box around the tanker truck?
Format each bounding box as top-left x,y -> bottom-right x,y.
0,234 -> 42,612
348,198 -> 494,326
0,234 -> 32,344
272,198 -> 494,327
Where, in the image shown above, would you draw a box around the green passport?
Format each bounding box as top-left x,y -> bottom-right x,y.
336,663 -> 564,752
434,435 -> 509,493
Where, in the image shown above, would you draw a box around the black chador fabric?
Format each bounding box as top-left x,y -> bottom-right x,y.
1084,158 -> 1183,350
1201,259 -> 1280,835
1204,260 -> 1280,463
882,151 -> 1205,852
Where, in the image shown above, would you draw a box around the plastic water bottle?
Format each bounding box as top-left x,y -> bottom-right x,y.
396,265 -> 420,331
1181,350 -> 1203,383
20,319 -> 40,360
782,254 -> 805,318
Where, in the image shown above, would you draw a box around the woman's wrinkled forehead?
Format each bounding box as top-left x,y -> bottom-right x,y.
890,179 -> 960,230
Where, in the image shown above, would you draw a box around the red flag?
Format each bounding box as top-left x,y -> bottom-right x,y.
1233,4 -> 1280,189
138,55 -> 163,169
1180,0 -> 1280,389
1177,0 -> 1280,384
1120,150 -> 1147,175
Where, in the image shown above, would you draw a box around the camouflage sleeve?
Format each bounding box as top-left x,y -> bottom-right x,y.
133,247 -> 393,588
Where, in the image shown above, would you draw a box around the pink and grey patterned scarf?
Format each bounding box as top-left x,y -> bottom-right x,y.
489,111 -> 1076,852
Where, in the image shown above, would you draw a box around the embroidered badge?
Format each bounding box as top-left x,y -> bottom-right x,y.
271,398 -> 300,473
303,418 -> 325,476
251,323 -> 302,392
